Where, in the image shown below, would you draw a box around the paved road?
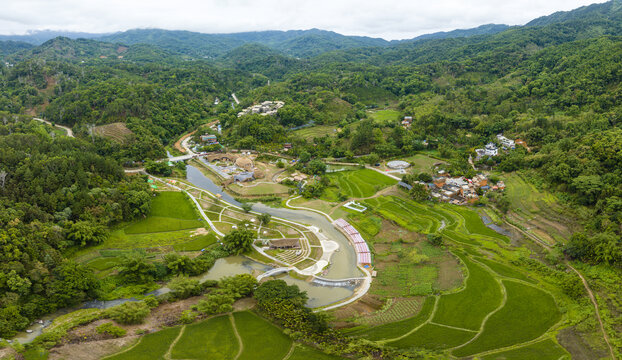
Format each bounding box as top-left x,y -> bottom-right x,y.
33,117 -> 74,137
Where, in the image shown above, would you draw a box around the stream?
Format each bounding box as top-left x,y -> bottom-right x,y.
12,165 -> 362,344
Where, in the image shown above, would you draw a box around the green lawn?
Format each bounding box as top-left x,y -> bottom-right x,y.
388,323 -> 476,350
171,316 -> 238,360
352,296 -> 435,341
432,255 -> 503,331
123,191 -> 202,234
234,311 -> 292,360
368,109 -> 401,124
150,191 -> 199,219
325,169 -> 397,199
481,338 -> 570,360
453,281 -> 562,357
229,182 -> 290,196
105,326 -> 181,360
401,153 -> 443,174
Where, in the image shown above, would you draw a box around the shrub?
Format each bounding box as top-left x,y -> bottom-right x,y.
106,301 -> 150,325
168,276 -> 202,299
96,323 -> 127,338
179,310 -> 198,324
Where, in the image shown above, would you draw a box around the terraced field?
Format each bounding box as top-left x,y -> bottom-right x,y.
345,195 -> 569,358
503,172 -> 574,244
104,312 -> 343,360
326,168 -> 397,199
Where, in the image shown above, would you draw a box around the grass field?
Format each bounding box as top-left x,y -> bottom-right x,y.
481,338 -> 570,360
171,315 -> 239,359
229,182 -> 290,196
234,311 -> 292,360
401,153 -> 443,174
325,169 -> 397,199
367,109 -> 401,124
105,326 -> 181,360
124,191 -> 202,234
453,281 -> 562,357
432,255 -> 503,330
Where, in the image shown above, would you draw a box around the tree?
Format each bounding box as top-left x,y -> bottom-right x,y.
219,274 -> 257,298
222,228 -> 255,255
145,161 -> 172,176
195,289 -> 235,314
117,253 -> 156,284
306,159 -> 327,175
409,183 -> 428,201
254,280 -> 308,308
258,213 -> 271,225
241,203 -> 252,213
427,233 -> 443,247
66,220 -> 108,246
168,276 -> 202,299
106,301 -> 150,324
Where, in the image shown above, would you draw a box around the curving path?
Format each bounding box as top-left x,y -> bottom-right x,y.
33,117 -> 74,137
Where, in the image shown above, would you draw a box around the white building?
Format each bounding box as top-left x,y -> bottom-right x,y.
496,134 -> 515,149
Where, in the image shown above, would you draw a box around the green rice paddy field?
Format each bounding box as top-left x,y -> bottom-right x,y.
323,168 -> 397,200
345,194 -> 571,358
105,312 -> 343,360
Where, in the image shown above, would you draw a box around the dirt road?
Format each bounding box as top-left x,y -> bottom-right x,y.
33,117 -> 74,137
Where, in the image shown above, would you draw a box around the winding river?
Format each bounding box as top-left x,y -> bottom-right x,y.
12,165 -> 362,344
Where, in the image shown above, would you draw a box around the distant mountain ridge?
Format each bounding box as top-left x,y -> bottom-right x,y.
1,0 -> 619,65
0,25 -> 509,59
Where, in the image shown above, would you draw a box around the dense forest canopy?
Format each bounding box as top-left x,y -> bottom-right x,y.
0,114 -> 152,337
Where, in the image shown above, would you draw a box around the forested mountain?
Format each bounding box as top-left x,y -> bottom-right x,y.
0,30 -> 112,45
0,41 -> 34,57
0,114 -> 152,337
406,23 -> 511,41
526,0 -> 621,26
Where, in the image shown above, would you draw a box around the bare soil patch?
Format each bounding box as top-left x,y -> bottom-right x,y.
190,227 -> 209,237
557,327 -> 608,360
331,294 -> 384,322
436,255 -> 463,291
49,336 -> 139,360
175,130 -> 196,153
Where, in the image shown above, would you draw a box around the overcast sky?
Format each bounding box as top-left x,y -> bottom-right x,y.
0,0 -> 608,40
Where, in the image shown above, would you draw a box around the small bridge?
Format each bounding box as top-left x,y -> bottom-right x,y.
166,154 -> 196,162
256,267 -> 293,281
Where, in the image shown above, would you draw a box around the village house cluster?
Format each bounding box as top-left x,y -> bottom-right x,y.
402,171 -> 505,205
475,133 -> 528,161
237,100 -> 285,117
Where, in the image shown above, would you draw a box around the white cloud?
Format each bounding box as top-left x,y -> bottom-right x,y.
0,0 -> 609,40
